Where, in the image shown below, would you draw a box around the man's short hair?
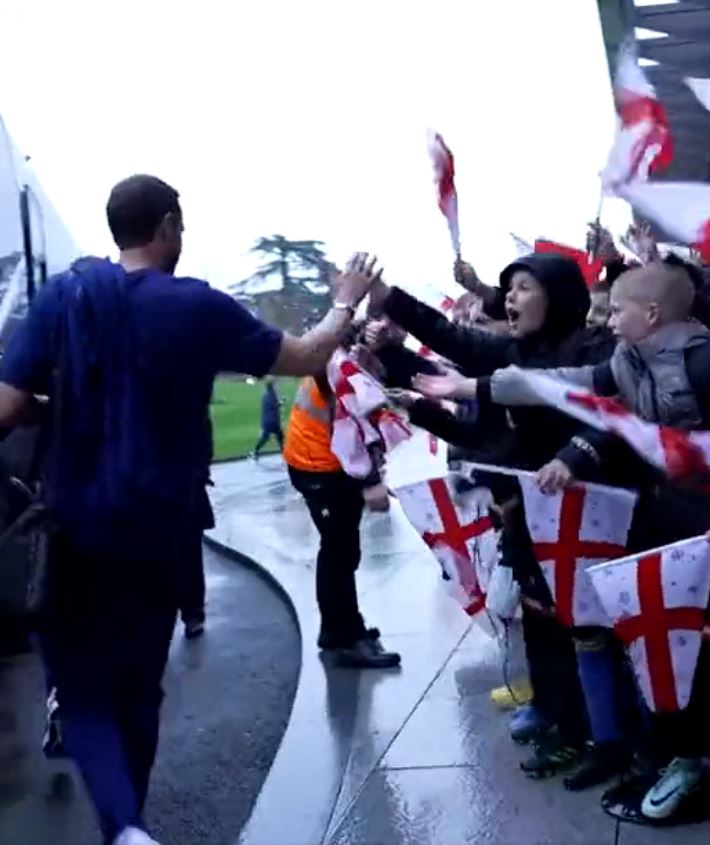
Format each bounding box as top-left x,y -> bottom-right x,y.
106,175 -> 181,249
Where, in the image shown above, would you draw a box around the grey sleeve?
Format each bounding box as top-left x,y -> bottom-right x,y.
489,365 -> 597,407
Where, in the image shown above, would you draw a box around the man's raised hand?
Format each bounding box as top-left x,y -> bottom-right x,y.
334,253 -> 383,308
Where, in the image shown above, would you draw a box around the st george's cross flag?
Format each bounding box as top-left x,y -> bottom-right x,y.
602,40 -> 673,191
396,475 -> 497,615
534,239 -> 603,287
518,477 -> 636,627
589,537 -> 710,712
427,131 -> 460,255
327,349 -> 411,479
489,369 -> 710,487
615,181 -> 710,263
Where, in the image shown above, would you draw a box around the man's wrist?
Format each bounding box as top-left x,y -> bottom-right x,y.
333,300 -> 356,318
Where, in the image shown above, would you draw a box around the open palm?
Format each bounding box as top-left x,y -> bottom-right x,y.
413,369 -> 471,400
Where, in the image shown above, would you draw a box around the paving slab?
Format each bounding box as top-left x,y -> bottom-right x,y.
0,544 -> 299,845
208,457 -> 704,845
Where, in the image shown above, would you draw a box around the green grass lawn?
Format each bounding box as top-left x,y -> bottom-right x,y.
210,377 -> 298,460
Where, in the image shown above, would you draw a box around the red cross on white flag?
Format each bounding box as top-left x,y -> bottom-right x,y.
396,476 -> 496,616
588,537 -> 710,712
427,131 -> 460,256
602,40 -> 673,191
519,478 -> 636,627
495,369 -> 710,486
327,349 -> 411,479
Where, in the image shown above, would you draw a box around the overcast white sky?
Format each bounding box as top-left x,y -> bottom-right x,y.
1,0 -> 632,298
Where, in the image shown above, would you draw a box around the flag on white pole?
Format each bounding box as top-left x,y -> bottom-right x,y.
589,537 -> 710,712
602,41 -> 673,191
518,478 -> 636,627
616,181 -> 710,263
396,475 -> 496,615
492,369 -> 710,486
427,131 -> 460,256
327,349 -> 411,479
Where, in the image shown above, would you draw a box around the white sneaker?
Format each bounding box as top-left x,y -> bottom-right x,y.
641,757 -> 704,820
113,827 -> 161,845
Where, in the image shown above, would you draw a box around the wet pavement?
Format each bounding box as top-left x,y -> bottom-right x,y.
0,545 -> 299,845
208,456 -> 708,845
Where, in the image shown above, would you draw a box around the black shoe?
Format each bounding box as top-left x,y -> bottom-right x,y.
520,728 -> 584,779
335,637 -> 401,669
564,742 -> 630,791
318,627 -> 381,651
184,617 -> 206,639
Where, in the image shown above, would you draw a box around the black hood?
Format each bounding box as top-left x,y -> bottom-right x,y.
499,253 -> 591,343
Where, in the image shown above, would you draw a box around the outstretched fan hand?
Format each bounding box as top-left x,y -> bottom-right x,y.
413,369 -> 475,400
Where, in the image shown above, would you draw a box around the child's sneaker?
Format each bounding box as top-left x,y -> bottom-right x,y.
520,728 -> 583,779
490,678 -> 533,710
641,757 -> 704,820
564,741 -> 630,791
510,705 -> 549,745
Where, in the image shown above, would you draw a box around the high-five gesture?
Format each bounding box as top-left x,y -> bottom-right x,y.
333,252 -> 383,308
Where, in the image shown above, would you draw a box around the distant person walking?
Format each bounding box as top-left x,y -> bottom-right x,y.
0,173 -> 379,845
253,379 -> 283,458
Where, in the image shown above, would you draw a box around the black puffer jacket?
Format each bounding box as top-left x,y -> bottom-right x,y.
383,254 -> 616,474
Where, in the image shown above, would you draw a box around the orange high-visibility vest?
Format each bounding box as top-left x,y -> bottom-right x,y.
283,378 -> 341,473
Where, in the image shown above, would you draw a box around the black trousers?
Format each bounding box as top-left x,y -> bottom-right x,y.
254,425 -> 284,456
522,605 -> 589,748
178,531 -> 206,624
288,467 -> 366,646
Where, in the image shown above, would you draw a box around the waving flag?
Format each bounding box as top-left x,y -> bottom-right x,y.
616,181 -> 710,263
427,131 -> 460,256
589,537 -> 710,712
417,290 -> 455,360
602,41 -> 673,191
534,239 -> 603,287
519,477 -> 636,627
396,476 -> 496,615
327,349 -> 411,478
489,368 -> 710,485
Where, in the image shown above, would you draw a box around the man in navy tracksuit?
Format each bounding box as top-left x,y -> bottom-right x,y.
0,176 -> 378,845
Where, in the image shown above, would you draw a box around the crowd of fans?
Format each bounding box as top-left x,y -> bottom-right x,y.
315,221 -> 710,826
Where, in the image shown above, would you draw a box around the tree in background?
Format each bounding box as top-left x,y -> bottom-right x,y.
230,235 -> 336,334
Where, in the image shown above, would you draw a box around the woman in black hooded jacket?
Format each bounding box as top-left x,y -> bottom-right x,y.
370,253 -> 616,777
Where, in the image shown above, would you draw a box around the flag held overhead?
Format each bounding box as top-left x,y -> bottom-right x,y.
427,130 -> 460,257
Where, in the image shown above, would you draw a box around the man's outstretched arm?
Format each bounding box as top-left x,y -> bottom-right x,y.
270,254 -> 381,376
